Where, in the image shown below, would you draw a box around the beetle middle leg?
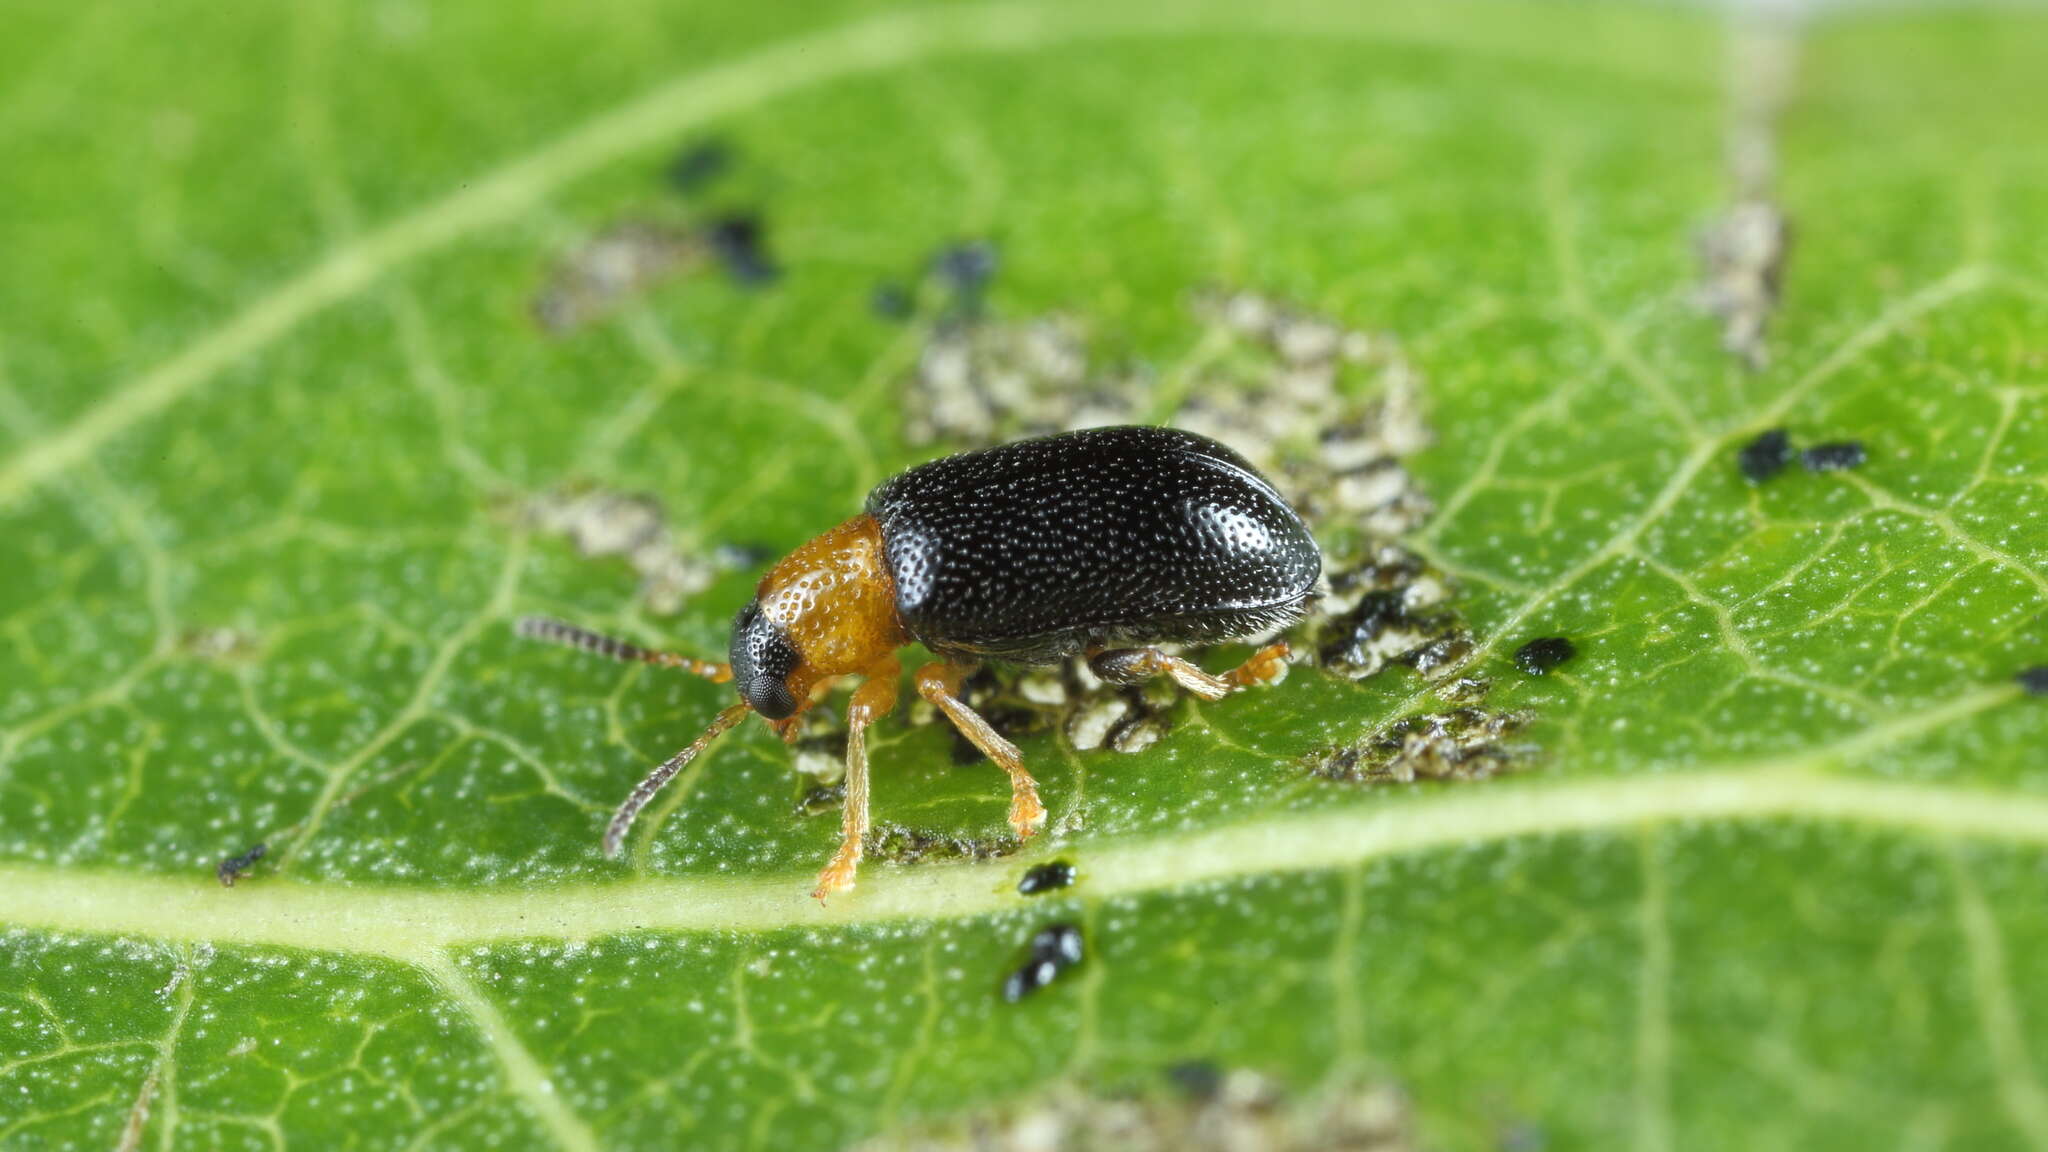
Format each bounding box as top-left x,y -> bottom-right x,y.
1088,642 -> 1292,701
812,655 -> 901,901
914,662 -> 1046,840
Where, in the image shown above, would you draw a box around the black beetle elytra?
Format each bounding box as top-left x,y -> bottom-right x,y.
521,425 -> 1322,899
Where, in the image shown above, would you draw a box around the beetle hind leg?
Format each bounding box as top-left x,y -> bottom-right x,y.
1224,641 -> 1292,688
1089,642 -> 1291,700
914,662 -> 1045,840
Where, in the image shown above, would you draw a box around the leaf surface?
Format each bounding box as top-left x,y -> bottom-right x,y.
2,2 -> 2046,1148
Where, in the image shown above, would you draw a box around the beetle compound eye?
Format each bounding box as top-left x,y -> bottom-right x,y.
746,675 -> 801,721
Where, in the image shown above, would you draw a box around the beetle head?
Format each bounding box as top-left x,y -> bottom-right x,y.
729,599 -> 803,720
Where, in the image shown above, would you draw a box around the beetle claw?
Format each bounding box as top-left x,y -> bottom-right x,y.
1009,787 -> 1047,840
813,855 -> 857,903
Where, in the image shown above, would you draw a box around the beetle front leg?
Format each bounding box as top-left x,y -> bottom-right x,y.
914,662 -> 1045,840
1089,641 -> 1291,700
812,656 -> 900,902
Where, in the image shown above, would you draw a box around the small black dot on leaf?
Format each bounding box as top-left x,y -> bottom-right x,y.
1002,922 -> 1084,1001
703,214 -> 778,286
216,842 -> 267,887
667,138 -> 732,192
1030,923 -> 1084,966
1514,637 -> 1576,676
1166,1060 -> 1224,1099
1017,860 -> 1077,896
2019,667 -> 2048,696
1738,428 -> 1793,483
871,282 -> 914,320
1800,440 -> 1866,473
931,240 -> 998,295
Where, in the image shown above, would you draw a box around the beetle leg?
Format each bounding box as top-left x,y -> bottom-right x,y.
914,662 -> 1046,840
1089,641 -> 1292,701
1223,641 -> 1292,688
812,656 -> 900,902
517,616 -> 732,683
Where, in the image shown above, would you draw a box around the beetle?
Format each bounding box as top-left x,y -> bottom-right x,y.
520,425 -> 1322,899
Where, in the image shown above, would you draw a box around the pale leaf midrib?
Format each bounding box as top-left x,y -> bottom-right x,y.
1,700 -> 2035,959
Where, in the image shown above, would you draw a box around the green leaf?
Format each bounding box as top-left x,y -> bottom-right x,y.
4,1 -> 2046,1149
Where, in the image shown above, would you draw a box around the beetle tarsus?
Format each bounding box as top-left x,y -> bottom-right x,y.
1007,779 -> 1047,840
811,858 -> 856,902
1225,640 -> 1292,687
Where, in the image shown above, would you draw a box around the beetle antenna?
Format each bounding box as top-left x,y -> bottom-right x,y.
517,616 -> 731,682
602,701 -> 752,859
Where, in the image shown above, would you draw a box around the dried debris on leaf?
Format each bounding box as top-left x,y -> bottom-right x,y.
1697,24 -> 1797,371
791,722 -> 854,812
790,722 -> 850,784
1695,200 -> 1790,372
178,625 -> 265,664
795,781 -> 848,817
1307,545 -> 1469,683
904,312 -> 1141,447
1179,288 -> 1432,542
514,483 -> 748,615
1800,440 -> 1866,473
906,659 -> 1179,762
1512,637 -> 1577,677
534,151 -> 777,332
1310,706 -> 1534,785
533,221 -> 704,333
1049,664 -> 1177,755
857,1066 -> 1413,1152
870,823 -> 1018,866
